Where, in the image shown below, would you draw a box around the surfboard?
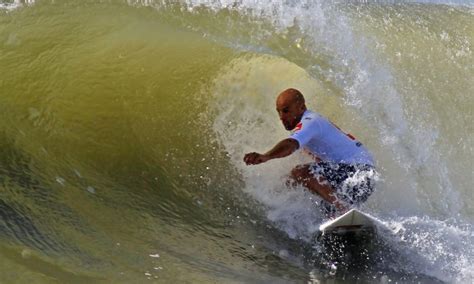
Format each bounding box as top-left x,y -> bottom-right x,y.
319,209 -> 377,235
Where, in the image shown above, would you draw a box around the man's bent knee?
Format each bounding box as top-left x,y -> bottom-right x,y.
290,165 -> 312,184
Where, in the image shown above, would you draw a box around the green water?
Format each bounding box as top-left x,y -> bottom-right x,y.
0,0 -> 473,283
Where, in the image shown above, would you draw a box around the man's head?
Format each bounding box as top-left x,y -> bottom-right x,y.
276,88 -> 307,130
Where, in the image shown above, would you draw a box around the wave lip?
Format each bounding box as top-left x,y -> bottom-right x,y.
0,0 -> 35,11
0,3 -> 20,11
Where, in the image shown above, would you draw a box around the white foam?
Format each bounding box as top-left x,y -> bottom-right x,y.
0,0 -> 35,11
0,3 -> 20,11
381,216 -> 474,283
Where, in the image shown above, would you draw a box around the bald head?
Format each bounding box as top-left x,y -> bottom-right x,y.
276,88 -> 305,106
276,88 -> 307,130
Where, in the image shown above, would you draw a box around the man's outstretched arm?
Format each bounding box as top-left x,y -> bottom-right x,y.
244,138 -> 299,165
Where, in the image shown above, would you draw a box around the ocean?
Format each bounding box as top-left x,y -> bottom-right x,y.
0,0 -> 473,283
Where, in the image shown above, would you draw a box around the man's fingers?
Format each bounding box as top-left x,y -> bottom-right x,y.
243,153 -> 252,164
244,152 -> 259,165
248,153 -> 258,164
244,153 -> 253,163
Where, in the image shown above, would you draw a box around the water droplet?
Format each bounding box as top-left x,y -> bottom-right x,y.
278,249 -> 289,259
55,177 -> 65,186
329,263 -> 337,276
21,249 -> 31,259
74,169 -> 82,178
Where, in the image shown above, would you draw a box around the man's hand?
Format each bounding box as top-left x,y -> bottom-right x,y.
243,139 -> 298,166
243,152 -> 269,165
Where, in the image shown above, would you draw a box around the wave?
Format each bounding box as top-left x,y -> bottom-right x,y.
0,0 -> 472,282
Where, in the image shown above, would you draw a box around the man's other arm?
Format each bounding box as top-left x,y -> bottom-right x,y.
243,138 -> 299,165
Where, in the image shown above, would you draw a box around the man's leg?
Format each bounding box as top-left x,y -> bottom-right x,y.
289,165 -> 347,212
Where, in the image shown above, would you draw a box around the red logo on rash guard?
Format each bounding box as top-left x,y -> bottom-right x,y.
294,122 -> 302,131
346,133 -> 356,140
330,120 -> 357,140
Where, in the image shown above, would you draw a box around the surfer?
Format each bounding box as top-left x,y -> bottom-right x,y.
243,88 -> 377,216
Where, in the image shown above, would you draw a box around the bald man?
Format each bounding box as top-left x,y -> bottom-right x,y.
244,88 -> 377,216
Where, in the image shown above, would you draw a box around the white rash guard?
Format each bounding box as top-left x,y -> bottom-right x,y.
290,110 -> 374,166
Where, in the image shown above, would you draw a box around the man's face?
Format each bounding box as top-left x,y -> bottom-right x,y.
276,98 -> 304,131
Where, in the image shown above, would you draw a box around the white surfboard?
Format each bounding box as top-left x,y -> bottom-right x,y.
319,209 -> 377,235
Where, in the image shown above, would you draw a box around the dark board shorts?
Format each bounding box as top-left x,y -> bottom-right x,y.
309,161 -> 378,214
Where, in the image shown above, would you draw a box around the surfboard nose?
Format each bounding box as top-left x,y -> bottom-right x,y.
319,209 -> 377,235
